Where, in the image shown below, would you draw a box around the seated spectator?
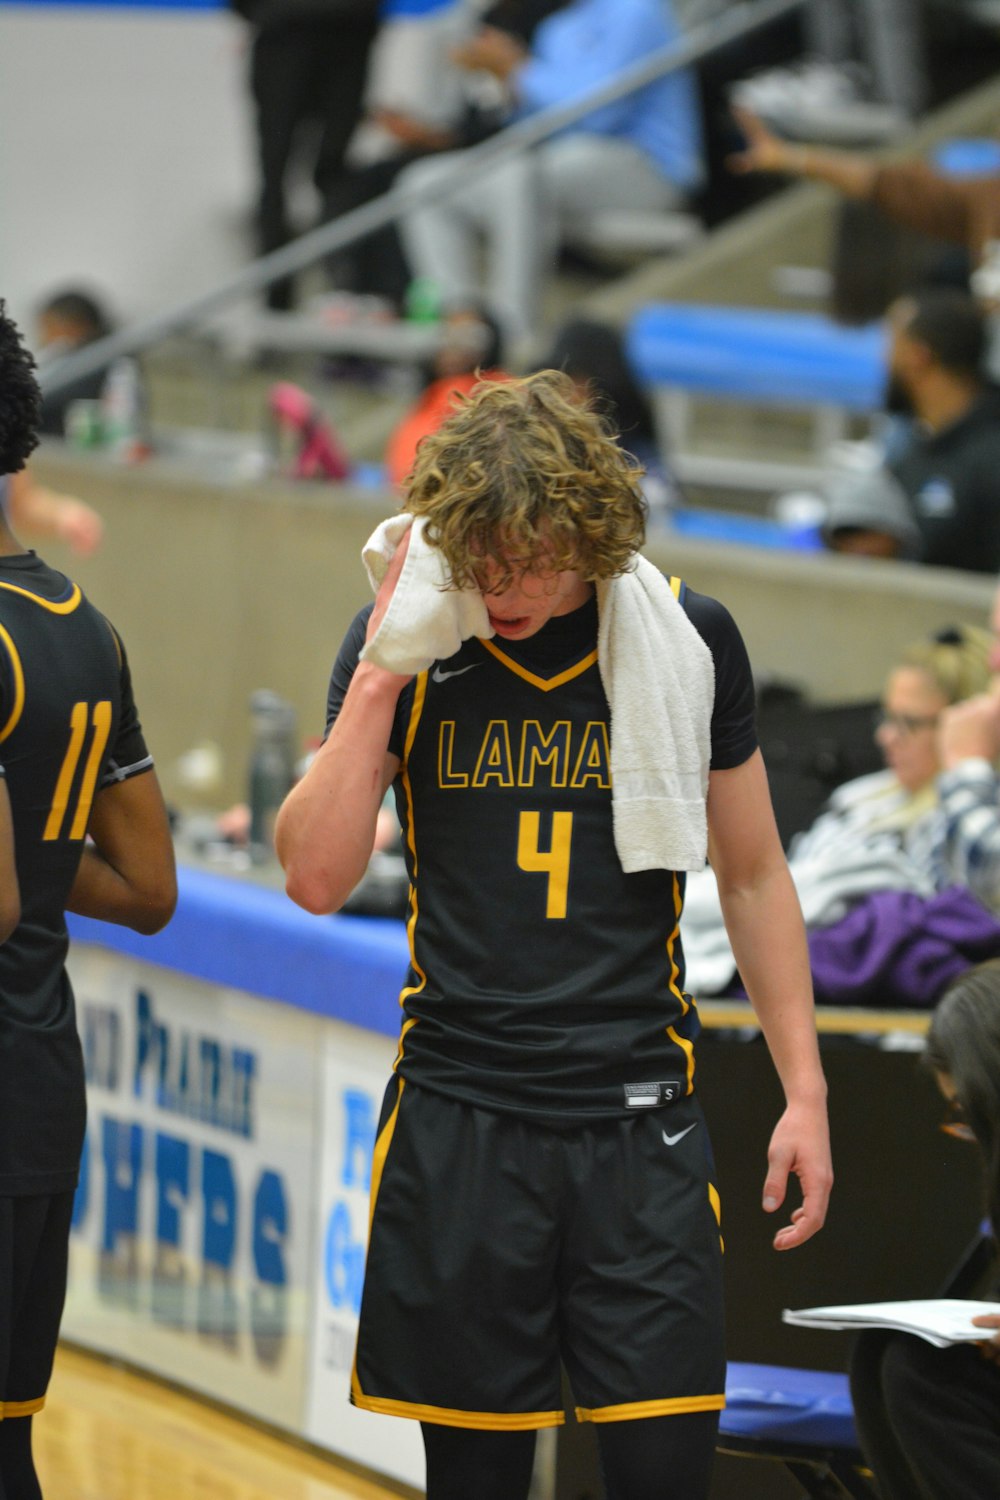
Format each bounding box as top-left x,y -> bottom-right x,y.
850,956 -> 1000,1499
682,623 -> 995,995
384,301 -> 506,488
329,0 -> 565,307
821,290 -> 1000,573
34,288 -> 114,438
934,580 -> 1000,915
398,0 -> 704,343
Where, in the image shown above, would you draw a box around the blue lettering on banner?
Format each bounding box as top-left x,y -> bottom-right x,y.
73,1113 -> 290,1367
133,988 -> 257,1138
324,1202 -> 366,1316
340,1088 -> 375,1191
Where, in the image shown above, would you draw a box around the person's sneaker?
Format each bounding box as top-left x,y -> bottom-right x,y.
729,59 -> 907,144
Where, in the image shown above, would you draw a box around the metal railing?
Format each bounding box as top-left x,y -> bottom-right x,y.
39,0 -> 802,398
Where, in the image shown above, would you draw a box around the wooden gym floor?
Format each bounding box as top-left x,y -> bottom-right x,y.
33,1344 -> 420,1500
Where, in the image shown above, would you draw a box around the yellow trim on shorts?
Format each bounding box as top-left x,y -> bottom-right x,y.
0,1396 -> 46,1419
576,1393 -> 726,1424
352,1391 -> 565,1430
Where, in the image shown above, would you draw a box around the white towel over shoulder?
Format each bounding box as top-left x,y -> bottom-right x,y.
361,518 -> 714,872
597,557 -> 714,873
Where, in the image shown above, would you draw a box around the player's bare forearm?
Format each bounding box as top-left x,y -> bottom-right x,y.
67,771 -> 177,934
277,662 -> 403,915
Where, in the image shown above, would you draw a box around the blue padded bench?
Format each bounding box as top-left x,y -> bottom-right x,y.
625,303 -> 888,492
720,1361 -> 877,1499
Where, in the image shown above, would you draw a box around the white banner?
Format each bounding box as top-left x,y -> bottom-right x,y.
304,1023 -> 425,1487
64,944 -> 320,1431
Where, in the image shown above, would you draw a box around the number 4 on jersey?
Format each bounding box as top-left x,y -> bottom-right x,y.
517,810 -> 573,919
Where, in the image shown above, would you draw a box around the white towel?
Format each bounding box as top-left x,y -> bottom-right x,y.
361,516 -> 714,872
361,513 -> 491,676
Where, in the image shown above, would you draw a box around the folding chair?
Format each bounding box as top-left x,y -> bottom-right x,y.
719,1362 -> 877,1499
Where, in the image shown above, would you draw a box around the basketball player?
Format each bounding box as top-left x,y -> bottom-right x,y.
276,372 -> 832,1500
0,302 -> 176,1500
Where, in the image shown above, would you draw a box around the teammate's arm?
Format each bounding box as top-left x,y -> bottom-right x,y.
707,749 -> 832,1251
276,530 -> 411,915
0,777 -> 20,942
66,769 -> 177,934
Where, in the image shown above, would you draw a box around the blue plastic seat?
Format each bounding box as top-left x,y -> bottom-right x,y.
625,304 -> 886,412
720,1362 -> 877,1498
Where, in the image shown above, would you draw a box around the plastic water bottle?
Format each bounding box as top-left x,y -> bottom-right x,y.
247,690 -> 297,863
101,356 -> 146,461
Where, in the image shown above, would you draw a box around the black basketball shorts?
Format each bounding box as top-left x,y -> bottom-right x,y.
0,1192 -> 75,1417
351,1079 -> 726,1430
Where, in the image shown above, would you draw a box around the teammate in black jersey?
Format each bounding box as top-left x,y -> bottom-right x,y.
0,304 -> 176,1500
278,372 -> 832,1500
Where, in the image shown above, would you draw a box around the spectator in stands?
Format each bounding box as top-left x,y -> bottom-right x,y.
230,0 -> 381,310
328,0 -> 567,308
934,581 -> 1000,914
398,0 -> 704,344
728,105 -> 1000,286
850,956 -> 1000,1499
34,288 -> 113,439
821,289 -> 1000,573
682,622 -> 995,995
385,301 -> 506,489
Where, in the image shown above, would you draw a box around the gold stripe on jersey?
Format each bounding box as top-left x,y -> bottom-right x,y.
480,638 -> 598,692
351,1079 -> 405,1409
396,671 -> 429,1070
576,1393 -> 725,1424
0,579 -> 81,614
351,1391 -> 565,1430
708,1181 -> 724,1253
664,869 -> 697,1093
0,623 -> 25,743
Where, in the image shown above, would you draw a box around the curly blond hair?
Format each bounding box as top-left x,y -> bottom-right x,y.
403,370 -> 647,591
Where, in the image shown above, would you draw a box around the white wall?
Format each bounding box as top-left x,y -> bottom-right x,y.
0,4 -> 255,341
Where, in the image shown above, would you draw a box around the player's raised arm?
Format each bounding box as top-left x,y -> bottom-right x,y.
276,530 -> 411,915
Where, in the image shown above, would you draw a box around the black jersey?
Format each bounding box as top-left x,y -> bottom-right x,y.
328,584 -> 756,1120
0,551 -> 152,1194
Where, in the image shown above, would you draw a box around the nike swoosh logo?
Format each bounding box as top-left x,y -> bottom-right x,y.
431,663 -> 482,683
662,1124 -> 697,1147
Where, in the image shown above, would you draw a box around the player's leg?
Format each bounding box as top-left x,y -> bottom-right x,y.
559,1099 -> 726,1500
595,1411 -> 718,1500
1,1192 -> 75,1500
421,1423 -> 536,1500
353,1082 -> 564,1427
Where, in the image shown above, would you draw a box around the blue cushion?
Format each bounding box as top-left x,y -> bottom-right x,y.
931,139 -> 1000,178
722,1362 -> 858,1450
626,304 -> 887,411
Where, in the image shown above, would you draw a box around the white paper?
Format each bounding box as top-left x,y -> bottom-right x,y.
782,1299 -> 1000,1348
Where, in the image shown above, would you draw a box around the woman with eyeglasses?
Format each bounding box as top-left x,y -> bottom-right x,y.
849,958 -> 1000,1498
682,624 -> 995,995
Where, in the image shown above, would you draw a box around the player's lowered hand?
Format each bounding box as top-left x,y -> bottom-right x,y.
762,1097 -> 833,1251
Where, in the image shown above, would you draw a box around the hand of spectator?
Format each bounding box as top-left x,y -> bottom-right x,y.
938,688 -> 1000,770
972,1312 -> 1000,1362
727,105 -> 796,176
451,26 -> 527,82
52,495 -> 105,556
371,109 -> 458,152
